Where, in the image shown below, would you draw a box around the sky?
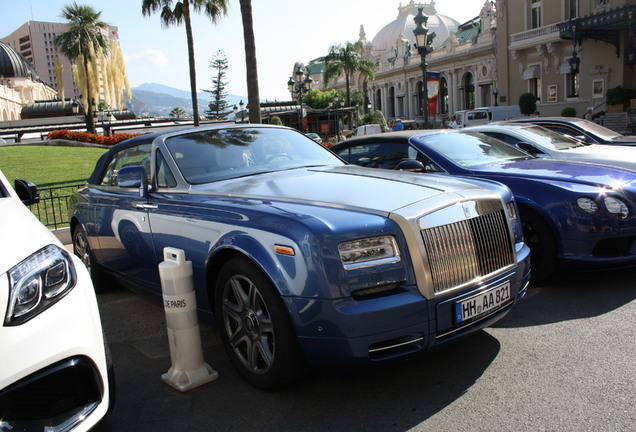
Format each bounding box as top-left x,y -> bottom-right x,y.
1,0 -> 483,102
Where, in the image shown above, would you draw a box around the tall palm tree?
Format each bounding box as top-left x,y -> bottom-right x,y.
54,3 -> 110,134
238,0 -> 260,123
323,41 -> 376,109
142,0 -> 228,126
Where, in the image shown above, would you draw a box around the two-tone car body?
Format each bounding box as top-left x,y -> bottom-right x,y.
69,124 -> 530,389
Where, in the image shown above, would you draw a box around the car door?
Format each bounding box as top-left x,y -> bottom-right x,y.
92,142 -> 159,287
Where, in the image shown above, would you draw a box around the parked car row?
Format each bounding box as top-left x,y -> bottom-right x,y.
7,115 -> 635,413
331,128 -> 636,282
67,124 -> 531,390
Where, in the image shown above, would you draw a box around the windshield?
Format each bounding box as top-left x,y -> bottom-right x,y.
520,125 -> 586,150
418,132 -> 533,168
576,119 -> 624,140
165,127 -> 343,184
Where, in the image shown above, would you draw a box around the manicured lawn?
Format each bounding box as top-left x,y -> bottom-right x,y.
0,145 -> 107,186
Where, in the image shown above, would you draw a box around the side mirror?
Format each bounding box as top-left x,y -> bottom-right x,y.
396,159 -> 426,172
14,179 -> 40,206
118,166 -> 148,198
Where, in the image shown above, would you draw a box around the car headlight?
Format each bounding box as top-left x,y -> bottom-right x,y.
604,197 -> 629,219
5,245 -> 77,326
577,197 -> 599,213
339,236 -> 400,269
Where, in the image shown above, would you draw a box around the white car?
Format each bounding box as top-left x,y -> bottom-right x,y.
465,123 -> 636,171
0,170 -> 112,431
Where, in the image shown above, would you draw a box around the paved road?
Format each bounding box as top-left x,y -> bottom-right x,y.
94,268 -> 636,432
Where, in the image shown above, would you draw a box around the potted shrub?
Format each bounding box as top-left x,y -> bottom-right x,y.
561,107 -> 577,117
606,86 -> 636,112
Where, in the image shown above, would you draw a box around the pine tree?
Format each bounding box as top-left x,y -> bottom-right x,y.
203,50 -> 233,120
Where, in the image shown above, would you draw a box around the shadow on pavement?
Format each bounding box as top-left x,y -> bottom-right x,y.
94,287 -> 501,432
493,267 -> 636,328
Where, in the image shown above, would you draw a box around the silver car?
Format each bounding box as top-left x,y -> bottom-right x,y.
465,123 -> 636,171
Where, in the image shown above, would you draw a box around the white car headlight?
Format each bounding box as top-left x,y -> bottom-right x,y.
604,197 -> 629,219
339,236 -> 400,269
5,245 -> 77,326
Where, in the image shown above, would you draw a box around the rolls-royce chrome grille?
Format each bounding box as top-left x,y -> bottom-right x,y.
420,206 -> 515,294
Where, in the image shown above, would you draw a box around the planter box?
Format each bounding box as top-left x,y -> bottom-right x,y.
608,104 -> 626,113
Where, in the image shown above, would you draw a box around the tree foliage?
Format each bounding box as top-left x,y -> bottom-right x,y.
323,41 -> 376,108
54,3 -> 111,134
518,92 -> 537,116
203,50 -> 233,120
142,0 -> 229,126
170,106 -> 187,118
359,110 -> 387,130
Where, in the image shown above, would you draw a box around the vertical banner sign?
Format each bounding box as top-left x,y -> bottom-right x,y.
427,72 -> 441,118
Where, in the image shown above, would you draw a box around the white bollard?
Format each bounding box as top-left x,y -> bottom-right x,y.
159,247 -> 218,391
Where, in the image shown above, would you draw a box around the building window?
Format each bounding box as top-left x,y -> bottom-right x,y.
529,77 -> 542,101
568,0 -> 579,19
567,72 -> 579,98
464,73 -> 475,109
440,77 -> 449,114
531,0 -> 542,29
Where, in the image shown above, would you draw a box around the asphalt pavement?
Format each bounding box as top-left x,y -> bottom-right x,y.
92,267 -> 636,432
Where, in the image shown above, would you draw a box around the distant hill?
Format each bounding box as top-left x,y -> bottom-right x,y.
126,83 -> 246,117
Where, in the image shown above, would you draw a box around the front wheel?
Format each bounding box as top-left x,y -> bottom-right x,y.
214,257 -> 305,390
72,225 -> 111,292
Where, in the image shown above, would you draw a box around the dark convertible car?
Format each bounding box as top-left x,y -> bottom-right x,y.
70,124 -> 530,389
331,130 -> 636,282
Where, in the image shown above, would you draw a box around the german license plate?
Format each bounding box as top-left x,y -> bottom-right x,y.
455,282 -> 510,324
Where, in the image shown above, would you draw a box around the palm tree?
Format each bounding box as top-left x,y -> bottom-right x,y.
142,0 -> 228,126
54,3 -> 110,134
170,106 -> 187,118
238,0 -> 260,123
323,41 -> 376,109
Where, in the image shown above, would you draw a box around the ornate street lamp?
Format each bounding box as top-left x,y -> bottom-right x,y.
413,7 -> 436,126
232,100 -> 247,123
287,66 -> 313,132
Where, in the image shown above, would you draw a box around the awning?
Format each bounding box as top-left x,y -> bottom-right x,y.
523,65 -> 540,80
559,60 -> 574,74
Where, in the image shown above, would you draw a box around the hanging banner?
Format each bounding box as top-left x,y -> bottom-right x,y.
427,71 -> 440,118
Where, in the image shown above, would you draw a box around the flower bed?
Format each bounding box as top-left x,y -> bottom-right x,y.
47,129 -> 140,146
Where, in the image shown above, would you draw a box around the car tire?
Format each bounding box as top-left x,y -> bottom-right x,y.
72,225 -> 111,293
519,208 -> 557,283
214,256 -> 306,390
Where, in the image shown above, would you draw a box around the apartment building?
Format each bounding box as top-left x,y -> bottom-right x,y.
1,21 -> 119,105
496,0 -> 635,116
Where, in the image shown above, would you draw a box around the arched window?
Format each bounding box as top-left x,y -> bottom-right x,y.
375,89 -> 382,111
389,86 -> 396,119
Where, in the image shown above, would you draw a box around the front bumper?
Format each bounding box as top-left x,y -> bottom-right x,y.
290,244 -> 531,369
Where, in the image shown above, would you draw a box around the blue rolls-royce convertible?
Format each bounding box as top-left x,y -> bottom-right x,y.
70,124 -> 530,389
331,130 -> 636,282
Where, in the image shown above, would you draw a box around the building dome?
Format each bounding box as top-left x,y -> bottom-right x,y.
0,41 -> 41,81
371,1 -> 459,57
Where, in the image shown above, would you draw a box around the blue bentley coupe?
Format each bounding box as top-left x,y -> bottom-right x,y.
331,129 -> 636,282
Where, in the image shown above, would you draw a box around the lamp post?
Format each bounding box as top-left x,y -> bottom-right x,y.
492,88 -> 499,106
413,7 -> 435,126
287,66 -> 312,132
233,100 -> 246,123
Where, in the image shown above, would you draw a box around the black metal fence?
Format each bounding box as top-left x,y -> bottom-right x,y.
31,183 -> 84,230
